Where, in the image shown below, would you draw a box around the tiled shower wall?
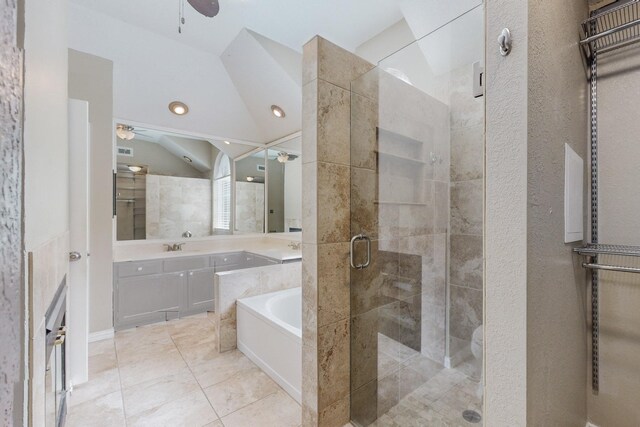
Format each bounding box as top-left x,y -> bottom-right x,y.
301,36 -> 375,427
448,65 -> 484,358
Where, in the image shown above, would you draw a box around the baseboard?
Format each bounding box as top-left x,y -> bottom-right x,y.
88,328 -> 114,342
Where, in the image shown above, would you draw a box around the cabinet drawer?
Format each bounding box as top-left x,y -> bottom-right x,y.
117,260 -> 163,278
163,256 -> 210,273
211,252 -> 245,267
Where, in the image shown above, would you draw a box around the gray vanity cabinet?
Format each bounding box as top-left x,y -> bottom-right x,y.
185,268 -> 216,315
115,271 -> 185,330
114,251 -> 282,330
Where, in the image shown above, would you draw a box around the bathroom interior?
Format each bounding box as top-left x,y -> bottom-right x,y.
4,0 -> 640,426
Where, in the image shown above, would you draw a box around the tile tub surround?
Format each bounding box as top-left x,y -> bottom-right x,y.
216,261 -> 302,352
66,313 -> 302,427
302,35 -> 375,427
146,174 -> 213,240
113,233 -> 302,263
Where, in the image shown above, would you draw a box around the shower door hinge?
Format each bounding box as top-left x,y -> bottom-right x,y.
473,61 -> 484,98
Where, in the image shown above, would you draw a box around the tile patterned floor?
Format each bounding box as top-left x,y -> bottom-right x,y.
66,313 -> 301,427
68,313 -> 480,427
372,334 -> 483,427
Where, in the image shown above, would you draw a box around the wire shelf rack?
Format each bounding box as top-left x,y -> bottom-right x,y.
581,0 -> 640,61
574,243 -> 640,257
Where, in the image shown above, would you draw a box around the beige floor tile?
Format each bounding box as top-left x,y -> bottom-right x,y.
69,368 -> 121,408
220,390 -> 301,427
191,350 -> 256,388
88,339 -> 116,357
203,420 -> 224,427
126,390 -> 218,427
203,367 -> 281,417
66,390 -> 126,427
176,336 -> 220,368
116,340 -> 178,366
118,347 -> 188,388
122,368 -> 201,417
89,350 -> 118,376
115,322 -> 172,349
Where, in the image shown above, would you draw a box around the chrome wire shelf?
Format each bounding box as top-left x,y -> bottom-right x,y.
575,244 -> 640,274
581,0 -> 640,61
574,243 -> 640,257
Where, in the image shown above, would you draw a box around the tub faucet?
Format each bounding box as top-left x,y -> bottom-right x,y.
165,243 -> 186,252
288,241 -> 301,250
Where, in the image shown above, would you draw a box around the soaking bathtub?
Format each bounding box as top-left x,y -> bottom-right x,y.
237,287 -> 301,403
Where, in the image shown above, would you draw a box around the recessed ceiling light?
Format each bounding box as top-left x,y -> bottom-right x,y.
246,176 -> 254,182
224,140 -> 231,145
169,101 -> 189,115
183,156 -> 192,163
128,165 -> 142,173
271,105 -> 285,118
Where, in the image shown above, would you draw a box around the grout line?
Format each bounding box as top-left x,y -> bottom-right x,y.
112,335 -> 129,426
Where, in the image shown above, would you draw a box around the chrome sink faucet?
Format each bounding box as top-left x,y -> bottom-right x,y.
288,241 -> 301,250
165,243 -> 186,252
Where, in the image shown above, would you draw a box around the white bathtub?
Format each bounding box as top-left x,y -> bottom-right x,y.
237,287 -> 301,403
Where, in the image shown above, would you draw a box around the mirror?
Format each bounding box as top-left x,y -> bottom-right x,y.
115,124 -> 256,240
234,150 -> 266,234
266,137 -> 302,233
233,136 -> 302,234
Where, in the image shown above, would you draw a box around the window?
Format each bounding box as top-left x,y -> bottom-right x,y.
213,153 -> 231,231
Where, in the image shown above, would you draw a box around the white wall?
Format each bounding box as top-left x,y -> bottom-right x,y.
67,3 -> 263,143
68,50 -> 115,334
23,0 -> 69,249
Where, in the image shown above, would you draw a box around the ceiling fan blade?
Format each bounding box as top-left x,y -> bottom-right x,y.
187,0 -> 220,17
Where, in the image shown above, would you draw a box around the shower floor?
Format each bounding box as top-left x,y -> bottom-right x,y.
371,334 -> 482,427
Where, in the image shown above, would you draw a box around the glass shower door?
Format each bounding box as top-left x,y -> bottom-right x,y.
348,5 -> 484,426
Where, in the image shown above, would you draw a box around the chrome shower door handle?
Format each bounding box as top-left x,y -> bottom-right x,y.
350,234 -> 371,270
361,235 -> 371,269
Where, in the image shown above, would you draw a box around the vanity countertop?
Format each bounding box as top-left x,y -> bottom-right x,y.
113,234 -> 302,263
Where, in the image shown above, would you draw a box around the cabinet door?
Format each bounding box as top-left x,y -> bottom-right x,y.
186,268 -> 215,313
115,272 -> 185,330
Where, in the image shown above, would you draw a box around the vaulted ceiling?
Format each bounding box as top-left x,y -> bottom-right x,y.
68,0 -> 483,146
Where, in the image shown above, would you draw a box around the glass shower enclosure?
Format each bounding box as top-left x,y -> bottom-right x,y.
348,5 -> 485,426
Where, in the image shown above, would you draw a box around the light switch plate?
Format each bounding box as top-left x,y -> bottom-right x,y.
564,143 -> 584,243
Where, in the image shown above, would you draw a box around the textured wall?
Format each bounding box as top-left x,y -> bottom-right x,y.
0,1 -> 24,424
484,0 -> 529,424
526,1 -> 589,426
587,42 -> 640,427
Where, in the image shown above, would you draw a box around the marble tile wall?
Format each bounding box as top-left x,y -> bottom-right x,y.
215,262 -> 301,353
448,65 -> 484,354
235,181 -> 265,234
302,36 -> 374,427
28,232 -> 70,427
146,174 -> 212,239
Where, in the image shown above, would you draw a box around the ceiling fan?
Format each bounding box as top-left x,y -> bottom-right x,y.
178,0 -> 220,33
277,151 -> 299,163
116,124 -> 148,140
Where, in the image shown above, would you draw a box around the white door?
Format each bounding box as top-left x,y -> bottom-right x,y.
68,99 -> 91,385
